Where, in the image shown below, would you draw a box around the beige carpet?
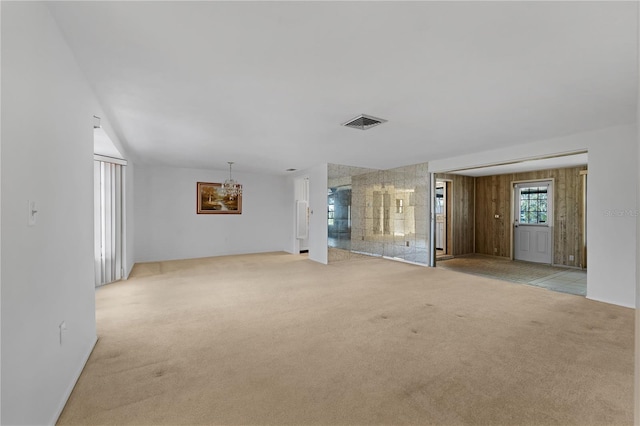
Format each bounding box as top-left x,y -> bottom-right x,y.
58,252 -> 634,425
328,247 -> 377,263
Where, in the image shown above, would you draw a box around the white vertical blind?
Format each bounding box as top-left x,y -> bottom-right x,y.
93,162 -> 101,285
95,160 -> 124,287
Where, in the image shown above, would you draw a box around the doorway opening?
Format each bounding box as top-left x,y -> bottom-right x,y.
328,185 -> 351,250
435,180 -> 453,259
295,176 -> 310,254
93,119 -> 127,287
432,152 -> 587,297
94,158 -> 126,286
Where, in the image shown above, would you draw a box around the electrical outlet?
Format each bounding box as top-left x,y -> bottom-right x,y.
493,247 -> 498,253
569,255 -> 575,261
406,241 -> 410,247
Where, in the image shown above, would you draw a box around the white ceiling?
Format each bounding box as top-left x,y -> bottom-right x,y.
48,1 -> 637,175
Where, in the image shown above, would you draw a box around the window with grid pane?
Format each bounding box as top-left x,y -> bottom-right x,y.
519,186 -> 548,224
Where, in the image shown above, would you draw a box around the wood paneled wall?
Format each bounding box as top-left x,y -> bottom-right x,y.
435,173 -> 475,256
474,166 -> 586,267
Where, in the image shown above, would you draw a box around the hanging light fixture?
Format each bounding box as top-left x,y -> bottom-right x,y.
222,162 -> 242,199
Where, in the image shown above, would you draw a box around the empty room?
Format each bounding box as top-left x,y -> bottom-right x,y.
1,1 -> 639,425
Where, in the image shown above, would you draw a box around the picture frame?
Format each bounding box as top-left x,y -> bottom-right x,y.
197,182 -> 242,214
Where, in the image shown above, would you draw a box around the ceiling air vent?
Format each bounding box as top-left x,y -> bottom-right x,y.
342,114 -> 387,130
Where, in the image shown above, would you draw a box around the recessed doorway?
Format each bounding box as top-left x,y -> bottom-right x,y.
432,152 -> 588,297
435,180 -> 453,259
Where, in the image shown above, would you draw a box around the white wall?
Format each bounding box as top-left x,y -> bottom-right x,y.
1,2 -> 4,423
1,2 -> 117,424
124,163 -> 135,278
635,8 -> 640,419
430,124 -> 637,308
307,164 -> 329,265
134,165 -> 288,262
307,164 -> 328,264
636,120 -> 640,425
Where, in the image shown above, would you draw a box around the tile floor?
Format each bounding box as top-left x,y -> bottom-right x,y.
528,269 -> 587,296
438,255 -> 587,297
327,249 -> 587,297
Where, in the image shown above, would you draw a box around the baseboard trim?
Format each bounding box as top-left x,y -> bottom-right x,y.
51,336 -> 98,425
585,296 -> 635,309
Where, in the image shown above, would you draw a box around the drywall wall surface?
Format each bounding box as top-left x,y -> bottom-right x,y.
428,126 -> 605,174
635,11 -> 640,419
635,31 -> 640,420
1,2 -> 106,424
1,2 -> 4,424
134,165 -> 288,262
283,174 -> 299,255
430,124 -> 637,308
586,127 -> 637,307
124,163 -> 135,278
307,164 -> 328,264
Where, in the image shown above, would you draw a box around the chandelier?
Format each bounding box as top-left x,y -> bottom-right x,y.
222,162 -> 242,199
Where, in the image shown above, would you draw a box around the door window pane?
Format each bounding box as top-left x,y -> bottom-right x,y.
519,186 -> 548,224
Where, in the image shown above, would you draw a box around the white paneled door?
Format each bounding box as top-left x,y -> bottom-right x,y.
513,181 -> 552,264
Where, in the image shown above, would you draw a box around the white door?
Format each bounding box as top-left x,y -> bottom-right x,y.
513,181 -> 552,264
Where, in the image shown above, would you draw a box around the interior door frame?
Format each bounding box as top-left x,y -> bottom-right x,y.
294,176 -> 310,253
435,179 -> 453,256
510,178 -> 555,264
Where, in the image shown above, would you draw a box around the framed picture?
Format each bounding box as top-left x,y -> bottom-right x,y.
197,182 -> 242,214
